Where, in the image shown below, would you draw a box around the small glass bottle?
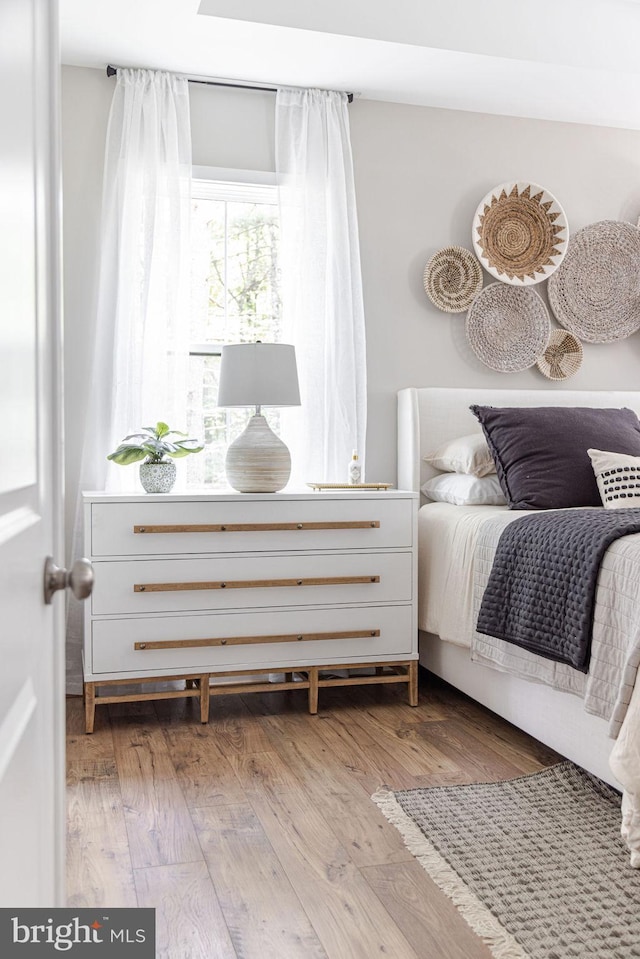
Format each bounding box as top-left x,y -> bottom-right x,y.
348,450 -> 361,485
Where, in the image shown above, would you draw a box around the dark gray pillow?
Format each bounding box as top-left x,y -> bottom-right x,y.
470,405 -> 640,509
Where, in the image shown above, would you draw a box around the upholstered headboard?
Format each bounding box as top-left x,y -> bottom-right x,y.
397,387 -> 640,494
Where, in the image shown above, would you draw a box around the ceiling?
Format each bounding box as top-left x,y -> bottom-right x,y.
60,0 -> 640,130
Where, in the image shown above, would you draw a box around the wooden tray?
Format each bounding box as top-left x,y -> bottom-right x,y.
306,482 -> 394,491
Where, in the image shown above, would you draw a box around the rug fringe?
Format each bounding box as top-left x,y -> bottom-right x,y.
371,789 -> 528,959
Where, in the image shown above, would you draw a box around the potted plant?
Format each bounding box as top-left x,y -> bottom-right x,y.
107,422 -> 204,493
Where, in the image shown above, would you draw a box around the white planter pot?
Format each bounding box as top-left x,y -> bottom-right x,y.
139,461 -> 177,493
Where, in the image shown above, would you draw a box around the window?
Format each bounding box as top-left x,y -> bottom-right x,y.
186,175 -> 282,488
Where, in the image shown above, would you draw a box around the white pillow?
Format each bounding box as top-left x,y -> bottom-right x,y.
588,448 -> 640,509
421,473 -> 506,507
423,433 -> 496,477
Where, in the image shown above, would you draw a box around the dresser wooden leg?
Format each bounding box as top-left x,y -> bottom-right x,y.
200,674 -> 210,723
84,683 -> 96,734
308,667 -> 319,715
408,660 -> 419,707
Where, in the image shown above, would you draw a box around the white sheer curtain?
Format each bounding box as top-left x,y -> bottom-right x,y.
66,69 -> 192,691
276,88 -> 367,486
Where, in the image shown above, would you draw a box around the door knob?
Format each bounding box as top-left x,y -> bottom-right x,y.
44,557 -> 94,605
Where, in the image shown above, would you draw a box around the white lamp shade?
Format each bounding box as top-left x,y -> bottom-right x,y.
217,343 -> 301,408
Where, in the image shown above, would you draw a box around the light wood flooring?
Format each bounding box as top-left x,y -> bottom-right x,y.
66,671 -> 561,959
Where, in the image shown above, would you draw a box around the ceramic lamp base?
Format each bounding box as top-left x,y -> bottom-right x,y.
225,414 -> 291,493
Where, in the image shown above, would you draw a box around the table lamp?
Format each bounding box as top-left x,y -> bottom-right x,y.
217,342 -> 301,492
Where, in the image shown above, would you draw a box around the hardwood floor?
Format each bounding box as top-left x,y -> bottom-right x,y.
66,672 -> 561,958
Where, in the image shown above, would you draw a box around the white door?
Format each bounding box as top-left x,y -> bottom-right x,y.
0,0 -> 65,905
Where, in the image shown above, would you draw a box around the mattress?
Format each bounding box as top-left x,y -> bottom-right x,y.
418,502 -> 523,645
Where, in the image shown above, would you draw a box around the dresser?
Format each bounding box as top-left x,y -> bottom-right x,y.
82,490 -> 418,732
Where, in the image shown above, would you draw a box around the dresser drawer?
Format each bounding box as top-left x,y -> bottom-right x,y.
91,551 -> 412,615
90,604 -> 414,675
90,497 -> 412,556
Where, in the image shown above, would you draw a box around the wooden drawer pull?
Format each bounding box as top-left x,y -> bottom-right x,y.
134,628 -> 381,651
133,575 -> 380,593
133,521 -> 380,534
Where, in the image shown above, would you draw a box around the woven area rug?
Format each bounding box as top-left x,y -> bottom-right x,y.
373,762 -> 640,959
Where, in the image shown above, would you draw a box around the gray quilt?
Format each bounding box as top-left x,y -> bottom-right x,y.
477,508 -> 640,672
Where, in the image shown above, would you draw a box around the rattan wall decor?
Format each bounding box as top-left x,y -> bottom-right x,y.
536,329 -> 583,381
547,220 -> 640,342
472,181 -> 569,286
423,245 -> 483,313
466,282 -> 550,372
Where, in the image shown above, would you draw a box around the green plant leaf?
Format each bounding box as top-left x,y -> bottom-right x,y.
107,445 -> 148,465
140,440 -> 166,455
108,423 -> 203,465
122,432 -> 153,443
176,439 -> 204,451
168,445 -> 204,458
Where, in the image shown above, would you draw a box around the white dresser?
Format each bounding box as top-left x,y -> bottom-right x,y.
82,490 -> 418,731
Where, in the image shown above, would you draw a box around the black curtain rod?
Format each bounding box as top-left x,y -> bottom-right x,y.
106,65 -> 354,103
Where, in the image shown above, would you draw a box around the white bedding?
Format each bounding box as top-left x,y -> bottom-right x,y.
418,500 -> 640,866
419,501 -> 640,732
471,511 -> 640,736
418,502 -> 512,644
611,676 -> 640,867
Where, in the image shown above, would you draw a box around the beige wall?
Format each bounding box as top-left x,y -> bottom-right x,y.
350,100 -> 640,480
61,65 -> 640,545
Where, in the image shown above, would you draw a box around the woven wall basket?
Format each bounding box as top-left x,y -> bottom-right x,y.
547,220 -> 640,342
536,329 -> 583,381
472,181 -> 569,286
466,282 -> 550,372
423,246 -> 483,313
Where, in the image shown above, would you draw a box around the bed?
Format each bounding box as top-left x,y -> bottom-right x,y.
397,387 -> 640,823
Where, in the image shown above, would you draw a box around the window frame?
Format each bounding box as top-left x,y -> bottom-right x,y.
189,166 -> 280,361
186,166 -> 282,488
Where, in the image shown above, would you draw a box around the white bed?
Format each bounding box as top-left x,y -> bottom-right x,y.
397,386 -> 640,790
